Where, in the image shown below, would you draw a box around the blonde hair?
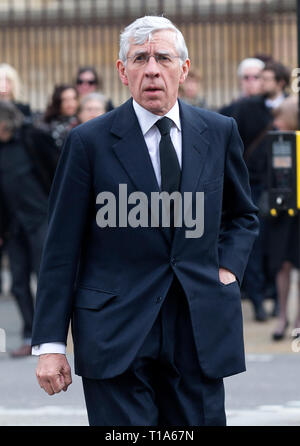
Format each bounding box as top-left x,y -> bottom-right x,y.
0,63 -> 22,101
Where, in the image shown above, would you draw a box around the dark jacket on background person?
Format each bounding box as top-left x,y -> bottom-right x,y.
14,102 -> 32,119
220,95 -> 274,186
0,193 -> 7,239
0,123 -> 59,238
220,95 -> 273,150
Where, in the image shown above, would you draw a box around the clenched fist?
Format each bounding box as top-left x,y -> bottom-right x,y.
36,354 -> 72,395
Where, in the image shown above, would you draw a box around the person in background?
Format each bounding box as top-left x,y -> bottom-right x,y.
75,66 -> 114,112
0,101 -> 58,357
0,63 -> 31,118
77,92 -> 107,124
38,84 -> 79,153
220,58 -> 265,117
0,63 -> 32,297
219,60 -> 291,321
261,60 -> 290,109
254,53 -> 274,65
178,68 -> 206,108
266,95 -> 300,340
237,58 -> 265,98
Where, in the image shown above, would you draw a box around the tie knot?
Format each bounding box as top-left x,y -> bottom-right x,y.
155,117 -> 173,136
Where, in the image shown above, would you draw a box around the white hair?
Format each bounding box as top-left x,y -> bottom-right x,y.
119,16 -> 189,65
237,58 -> 265,77
79,92 -> 107,110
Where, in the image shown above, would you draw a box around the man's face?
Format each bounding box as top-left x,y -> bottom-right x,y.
261,69 -> 283,98
240,66 -> 263,97
117,30 -> 190,116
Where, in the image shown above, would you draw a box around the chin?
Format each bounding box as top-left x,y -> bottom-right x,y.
144,100 -> 165,114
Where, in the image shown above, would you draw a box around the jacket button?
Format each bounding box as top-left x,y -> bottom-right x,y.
156,296 -> 162,303
171,257 -> 176,266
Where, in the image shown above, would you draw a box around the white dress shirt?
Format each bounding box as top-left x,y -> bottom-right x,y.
265,93 -> 285,109
32,99 -> 182,356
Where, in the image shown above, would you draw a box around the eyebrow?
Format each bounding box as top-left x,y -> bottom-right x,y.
130,50 -> 174,57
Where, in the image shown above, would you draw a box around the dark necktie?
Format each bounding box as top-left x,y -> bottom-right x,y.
155,117 -> 181,234
155,117 -> 181,194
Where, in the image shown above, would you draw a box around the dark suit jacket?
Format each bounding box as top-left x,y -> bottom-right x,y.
0,124 -> 59,239
32,98 -> 259,380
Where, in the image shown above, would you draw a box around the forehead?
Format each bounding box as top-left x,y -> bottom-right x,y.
61,89 -> 76,98
262,70 -> 275,78
128,29 -> 177,53
242,66 -> 261,75
83,99 -> 104,108
79,71 -> 96,78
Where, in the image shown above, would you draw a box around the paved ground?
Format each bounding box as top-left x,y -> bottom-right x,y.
1,266 -> 300,426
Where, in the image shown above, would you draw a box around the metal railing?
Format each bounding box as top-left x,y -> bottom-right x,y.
0,0 -> 297,111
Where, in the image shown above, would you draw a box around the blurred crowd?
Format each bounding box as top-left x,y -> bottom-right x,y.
0,55 -> 299,357
0,64 -> 114,356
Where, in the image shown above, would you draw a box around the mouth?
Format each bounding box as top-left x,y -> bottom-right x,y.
144,87 -> 163,94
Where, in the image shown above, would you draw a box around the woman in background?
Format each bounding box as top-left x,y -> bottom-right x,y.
0,63 -> 31,118
268,95 -> 300,340
0,63 -> 31,297
39,84 -> 79,152
77,92 -> 107,124
75,66 -> 114,112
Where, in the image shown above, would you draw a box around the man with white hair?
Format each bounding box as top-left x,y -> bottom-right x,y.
220,57 -> 265,117
237,57 -> 265,98
32,16 -> 258,426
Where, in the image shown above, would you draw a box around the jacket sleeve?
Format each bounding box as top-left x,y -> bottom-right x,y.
0,195 -> 4,239
31,128 -> 92,346
218,117 -> 259,285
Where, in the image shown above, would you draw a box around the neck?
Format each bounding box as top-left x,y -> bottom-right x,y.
267,91 -> 283,101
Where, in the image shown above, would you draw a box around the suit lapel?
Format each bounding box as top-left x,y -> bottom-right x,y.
110,98 -> 210,246
178,99 -> 209,196
172,100 -> 210,243
111,98 -> 160,197
111,99 -> 172,244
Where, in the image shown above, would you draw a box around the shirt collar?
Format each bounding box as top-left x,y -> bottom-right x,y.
132,99 -> 181,136
265,94 -> 285,109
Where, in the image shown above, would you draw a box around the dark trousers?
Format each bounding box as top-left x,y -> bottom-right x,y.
82,277 -> 226,426
6,221 -> 47,340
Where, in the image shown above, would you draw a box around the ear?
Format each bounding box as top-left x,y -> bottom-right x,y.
179,59 -> 190,85
117,60 -> 129,86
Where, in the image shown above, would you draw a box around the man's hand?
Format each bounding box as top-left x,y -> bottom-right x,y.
219,267 -> 237,285
36,354 -> 72,395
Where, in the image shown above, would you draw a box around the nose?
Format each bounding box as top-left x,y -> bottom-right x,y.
144,56 -> 160,78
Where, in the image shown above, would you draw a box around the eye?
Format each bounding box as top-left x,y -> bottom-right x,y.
158,54 -> 171,62
134,54 -> 146,63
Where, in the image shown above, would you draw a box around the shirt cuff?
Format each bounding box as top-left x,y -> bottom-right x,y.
31,342 -> 66,356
